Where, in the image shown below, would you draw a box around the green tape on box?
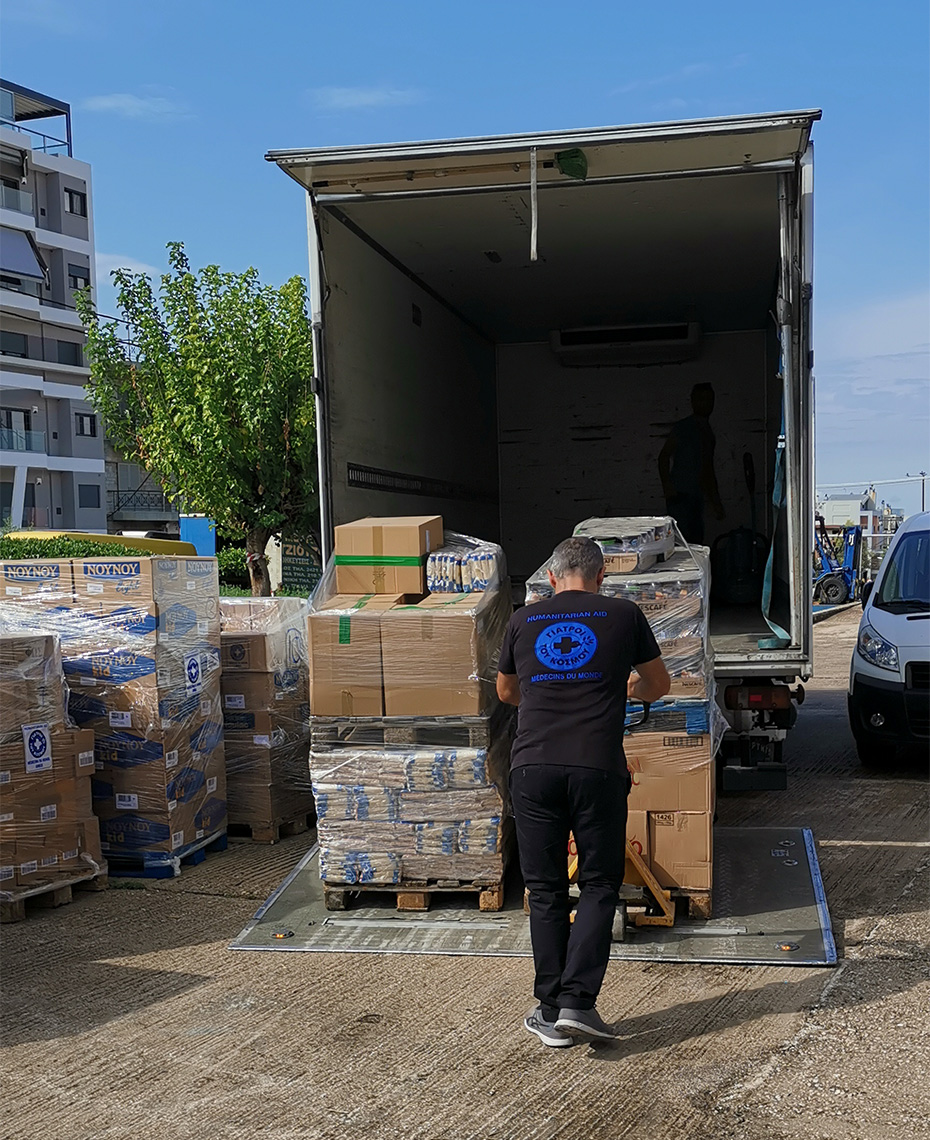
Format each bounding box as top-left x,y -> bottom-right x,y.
333,555 -> 426,566
338,616 -> 351,644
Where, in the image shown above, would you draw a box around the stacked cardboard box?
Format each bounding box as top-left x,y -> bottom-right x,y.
308,520 -> 513,888
220,597 -> 314,833
0,557 -> 228,867
0,633 -> 104,895
526,522 -> 719,894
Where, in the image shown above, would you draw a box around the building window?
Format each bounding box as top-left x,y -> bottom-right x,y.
0,330 -> 28,358
68,263 -> 91,291
2,407 -> 32,431
78,484 -> 100,509
64,188 -> 87,217
57,340 -> 83,367
75,412 -> 97,437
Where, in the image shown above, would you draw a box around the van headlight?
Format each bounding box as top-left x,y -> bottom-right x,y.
857,624 -> 899,671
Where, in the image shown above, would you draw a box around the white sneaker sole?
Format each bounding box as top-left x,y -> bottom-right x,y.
524,1018 -> 573,1048
554,1018 -> 617,1041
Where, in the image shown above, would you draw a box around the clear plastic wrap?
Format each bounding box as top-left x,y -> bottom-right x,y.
526,543 -> 712,698
573,516 -> 675,573
309,531 -> 512,719
0,631 -> 105,898
310,735 -> 511,885
0,557 -> 227,863
427,535 -> 503,593
219,597 -> 313,829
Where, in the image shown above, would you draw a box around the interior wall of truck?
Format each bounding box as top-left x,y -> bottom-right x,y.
317,168 -> 793,657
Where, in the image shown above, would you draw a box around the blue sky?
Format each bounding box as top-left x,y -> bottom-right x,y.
3,0 -> 928,513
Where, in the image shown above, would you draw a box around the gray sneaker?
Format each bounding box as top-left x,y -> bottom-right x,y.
554,1007 -> 618,1041
524,1004 -> 573,1048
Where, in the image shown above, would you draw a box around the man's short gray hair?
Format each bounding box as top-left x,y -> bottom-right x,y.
549,536 -> 604,581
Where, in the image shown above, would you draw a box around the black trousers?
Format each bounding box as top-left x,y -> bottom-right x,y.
510,763 -> 629,1020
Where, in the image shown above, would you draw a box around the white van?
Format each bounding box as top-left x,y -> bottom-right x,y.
848,511 -> 930,763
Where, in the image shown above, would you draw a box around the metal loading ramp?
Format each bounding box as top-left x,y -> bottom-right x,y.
230,827 -> 837,967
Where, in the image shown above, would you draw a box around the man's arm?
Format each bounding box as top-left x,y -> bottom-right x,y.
627,656 -> 671,704
497,672 -> 521,707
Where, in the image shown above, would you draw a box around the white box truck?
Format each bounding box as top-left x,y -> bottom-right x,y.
268,109 -> 820,789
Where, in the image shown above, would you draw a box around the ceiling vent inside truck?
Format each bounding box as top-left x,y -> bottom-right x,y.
549,321 -> 701,367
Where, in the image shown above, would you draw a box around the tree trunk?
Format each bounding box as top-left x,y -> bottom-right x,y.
246,527 -> 273,596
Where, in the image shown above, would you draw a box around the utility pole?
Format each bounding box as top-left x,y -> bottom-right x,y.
908,471 -> 927,512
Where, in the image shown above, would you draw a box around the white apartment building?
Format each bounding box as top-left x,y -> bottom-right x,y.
0,79 -> 106,530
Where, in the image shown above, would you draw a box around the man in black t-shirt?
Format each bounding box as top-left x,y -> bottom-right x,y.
497,536 -> 670,1048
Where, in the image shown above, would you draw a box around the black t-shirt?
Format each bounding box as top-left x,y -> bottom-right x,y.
498,590 -> 661,773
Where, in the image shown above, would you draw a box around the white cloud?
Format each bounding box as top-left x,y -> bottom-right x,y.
1,0 -> 79,34
309,86 -> 422,111
80,93 -> 189,120
96,254 -> 161,291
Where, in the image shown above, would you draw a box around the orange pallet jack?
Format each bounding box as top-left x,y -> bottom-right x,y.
523,839 -> 676,933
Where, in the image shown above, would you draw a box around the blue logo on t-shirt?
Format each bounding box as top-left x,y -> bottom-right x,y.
534,622 -> 598,671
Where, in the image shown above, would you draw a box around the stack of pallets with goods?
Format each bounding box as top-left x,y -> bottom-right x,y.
0,632 -> 106,921
526,517 -> 723,915
0,556 -> 228,879
220,597 -> 314,842
308,518 -> 514,911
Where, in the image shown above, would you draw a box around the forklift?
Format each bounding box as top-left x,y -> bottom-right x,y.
813,516 -> 862,605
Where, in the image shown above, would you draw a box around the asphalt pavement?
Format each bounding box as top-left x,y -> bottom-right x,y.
1,607 -> 927,1140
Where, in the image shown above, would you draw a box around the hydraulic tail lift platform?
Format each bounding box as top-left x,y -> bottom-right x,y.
230,827 -> 837,967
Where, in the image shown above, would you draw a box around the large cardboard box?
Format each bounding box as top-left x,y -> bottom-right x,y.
71,556 -> 219,609
220,598 -> 308,673
0,727 -> 96,794
380,593 -> 491,717
625,732 -> 715,813
334,516 -> 443,594
648,810 -> 712,890
0,559 -> 74,602
309,594 -> 404,717
221,669 -> 306,714
0,633 -> 70,742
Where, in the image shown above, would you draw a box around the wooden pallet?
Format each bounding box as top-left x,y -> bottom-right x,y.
105,830 -> 228,880
1,866 -> 108,924
227,811 -> 315,845
323,877 -> 505,913
311,704 -> 514,752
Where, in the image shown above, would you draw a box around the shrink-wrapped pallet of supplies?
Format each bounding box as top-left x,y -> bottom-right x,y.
220,597 -> 314,841
0,557 -> 227,876
308,521 -> 514,909
0,631 -> 105,918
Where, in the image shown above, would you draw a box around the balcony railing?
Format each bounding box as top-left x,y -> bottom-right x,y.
0,119 -> 70,157
0,279 -> 42,300
0,183 -> 34,214
0,427 -> 46,452
107,488 -> 175,515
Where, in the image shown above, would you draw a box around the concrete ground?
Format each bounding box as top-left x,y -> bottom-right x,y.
2,607 -> 927,1140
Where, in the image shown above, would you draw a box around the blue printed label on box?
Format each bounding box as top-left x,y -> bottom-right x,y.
64,651 -> 157,683
101,814 -> 171,849
95,731 -> 164,768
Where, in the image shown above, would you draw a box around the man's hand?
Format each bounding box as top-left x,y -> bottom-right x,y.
496,672 -> 521,707
628,657 -> 671,704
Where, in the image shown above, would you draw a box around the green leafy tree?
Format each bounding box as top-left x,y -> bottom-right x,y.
76,243 -> 316,595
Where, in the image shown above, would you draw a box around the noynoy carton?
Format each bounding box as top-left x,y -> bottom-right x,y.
333,516 -> 443,594
309,594 -> 406,717
0,559 -> 74,602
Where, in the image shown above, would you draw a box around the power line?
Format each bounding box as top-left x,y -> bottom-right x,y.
817,477 -> 926,488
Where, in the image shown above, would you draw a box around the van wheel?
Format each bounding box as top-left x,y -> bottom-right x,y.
820,576 -> 849,605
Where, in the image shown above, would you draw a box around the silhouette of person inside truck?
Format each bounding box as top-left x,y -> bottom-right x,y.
658,382 -> 725,544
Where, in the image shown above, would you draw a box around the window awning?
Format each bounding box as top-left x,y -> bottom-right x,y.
0,226 -> 46,280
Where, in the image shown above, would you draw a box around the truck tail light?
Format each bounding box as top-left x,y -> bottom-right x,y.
724,685 -> 794,711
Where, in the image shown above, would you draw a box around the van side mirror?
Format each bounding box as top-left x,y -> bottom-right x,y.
861,579 -> 874,609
